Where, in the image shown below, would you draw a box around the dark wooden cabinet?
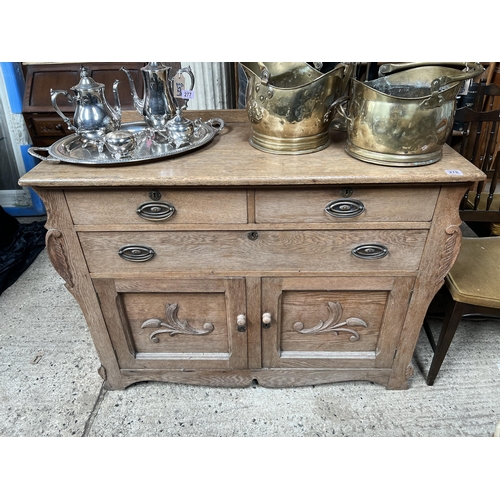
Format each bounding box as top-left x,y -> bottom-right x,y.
22,62 -> 181,146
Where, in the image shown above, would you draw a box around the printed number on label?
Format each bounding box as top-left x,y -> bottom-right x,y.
445,169 -> 464,176
182,90 -> 194,99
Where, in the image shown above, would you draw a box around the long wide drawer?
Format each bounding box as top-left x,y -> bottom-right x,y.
255,186 -> 440,223
65,188 -> 248,225
79,229 -> 428,274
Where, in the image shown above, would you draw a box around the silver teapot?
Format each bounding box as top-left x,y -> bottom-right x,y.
121,62 -> 195,131
50,67 -> 122,143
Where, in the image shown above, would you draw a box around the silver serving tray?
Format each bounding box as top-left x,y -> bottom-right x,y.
28,119 -> 224,166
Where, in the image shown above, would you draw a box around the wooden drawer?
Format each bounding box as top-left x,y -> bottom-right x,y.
65,188 -> 248,225
255,186 -> 440,223
27,115 -> 72,138
79,229 -> 428,274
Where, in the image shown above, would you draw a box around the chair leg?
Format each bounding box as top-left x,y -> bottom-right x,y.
426,299 -> 467,385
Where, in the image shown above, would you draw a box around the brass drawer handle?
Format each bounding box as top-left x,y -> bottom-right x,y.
351,244 -> 389,260
136,201 -> 176,221
118,245 -> 155,262
325,199 -> 365,218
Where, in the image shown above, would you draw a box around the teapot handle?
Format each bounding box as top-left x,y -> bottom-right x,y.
50,90 -> 76,132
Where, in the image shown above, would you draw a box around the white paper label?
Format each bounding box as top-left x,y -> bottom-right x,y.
181,89 -> 195,99
445,169 -> 464,176
172,73 -> 185,98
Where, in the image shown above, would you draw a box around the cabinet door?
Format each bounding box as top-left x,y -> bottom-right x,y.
261,276 -> 414,369
93,277 -> 247,371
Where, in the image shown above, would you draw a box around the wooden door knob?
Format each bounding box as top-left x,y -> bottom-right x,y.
262,312 -> 272,327
237,314 -> 247,332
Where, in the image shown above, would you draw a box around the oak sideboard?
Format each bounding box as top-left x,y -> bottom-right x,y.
19,111 -> 485,390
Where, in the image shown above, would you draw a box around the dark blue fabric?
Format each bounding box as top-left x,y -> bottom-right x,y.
0,206 -> 46,294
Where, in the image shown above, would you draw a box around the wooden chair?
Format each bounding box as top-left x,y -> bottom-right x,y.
458,83 -> 500,236
424,85 -> 500,385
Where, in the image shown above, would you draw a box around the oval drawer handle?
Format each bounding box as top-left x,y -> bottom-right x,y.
351,244 -> 389,260
118,245 -> 155,262
325,199 -> 365,218
137,201 -> 176,221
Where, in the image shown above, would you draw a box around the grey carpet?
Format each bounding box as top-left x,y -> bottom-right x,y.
1,249 -> 499,437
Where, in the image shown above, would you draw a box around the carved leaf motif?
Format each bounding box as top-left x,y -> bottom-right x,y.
141,303 -> 214,343
293,301 -> 367,342
345,317 -> 368,327
322,301 -> 342,328
141,318 -> 162,328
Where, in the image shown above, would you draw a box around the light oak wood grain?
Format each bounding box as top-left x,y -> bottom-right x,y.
21,111 -> 487,390
78,229 -> 428,274
20,119 -> 485,189
255,186 -> 439,223
65,188 -> 248,225
94,277 -> 247,371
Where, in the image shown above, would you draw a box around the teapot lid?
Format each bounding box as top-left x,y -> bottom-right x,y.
142,62 -> 170,72
167,109 -> 193,133
71,67 -> 104,91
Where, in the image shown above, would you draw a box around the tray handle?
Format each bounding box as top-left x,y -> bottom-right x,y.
28,147 -> 60,163
206,118 -> 225,134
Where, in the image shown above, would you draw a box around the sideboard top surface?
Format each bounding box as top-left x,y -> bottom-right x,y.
19,119 -> 486,189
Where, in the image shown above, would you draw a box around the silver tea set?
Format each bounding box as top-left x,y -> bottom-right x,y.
49,62 -> 220,160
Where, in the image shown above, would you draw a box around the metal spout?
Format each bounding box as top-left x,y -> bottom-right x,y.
120,66 -> 143,115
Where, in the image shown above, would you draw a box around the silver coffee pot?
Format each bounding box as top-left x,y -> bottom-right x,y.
121,62 -> 195,131
50,67 -> 122,143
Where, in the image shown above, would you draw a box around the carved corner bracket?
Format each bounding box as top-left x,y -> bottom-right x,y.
46,229 -> 74,288
436,224 -> 462,285
141,303 -> 214,343
293,301 -> 367,341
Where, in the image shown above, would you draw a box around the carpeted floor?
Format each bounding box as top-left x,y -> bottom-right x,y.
0,246 -> 499,438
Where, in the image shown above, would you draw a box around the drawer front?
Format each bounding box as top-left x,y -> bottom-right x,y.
79,229 -> 428,274
255,186 -> 439,223
65,188 -> 248,225
28,115 -> 72,138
